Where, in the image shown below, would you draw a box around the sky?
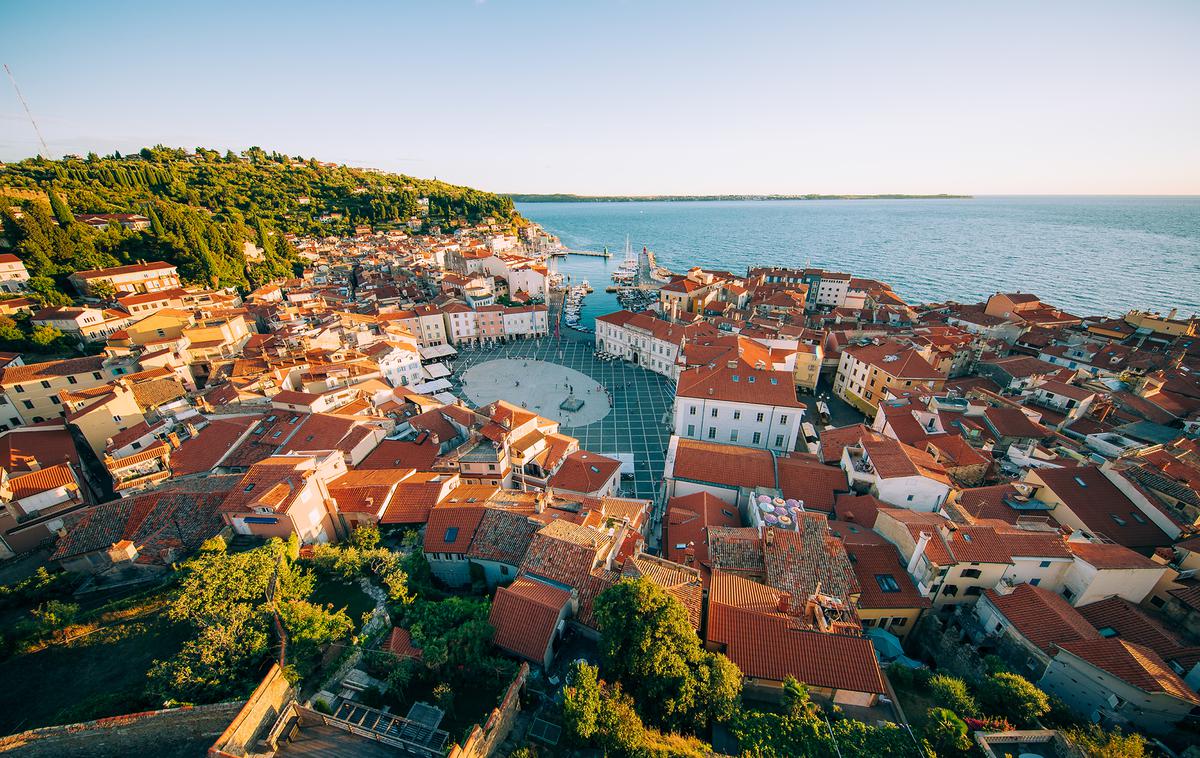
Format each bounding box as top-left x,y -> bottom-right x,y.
2,1 -> 1198,195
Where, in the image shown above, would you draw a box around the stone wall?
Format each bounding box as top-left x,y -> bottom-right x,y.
448,663 -> 529,758
208,663 -> 295,757
0,702 -> 243,758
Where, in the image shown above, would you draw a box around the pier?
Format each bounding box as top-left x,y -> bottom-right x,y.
548,248 -> 612,258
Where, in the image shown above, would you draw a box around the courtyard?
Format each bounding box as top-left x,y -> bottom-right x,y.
448,330 -> 675,501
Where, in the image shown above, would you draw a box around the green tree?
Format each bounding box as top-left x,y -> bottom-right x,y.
562,661 -> 602,744
88,279 -> 117,300
1063,725 -> 1147,758
0,315 -> 23,343
30,325 -> 63,348
924,707 -> 972,756
47,188 -> 74,227
596,687 -> 646,757
928,673 -> 978,717
980,672 -> 1050,727
594,577 -> 742,731
148,538 -> 342,702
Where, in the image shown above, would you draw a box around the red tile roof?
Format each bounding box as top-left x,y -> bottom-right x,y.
672,438 -> 776,490
1066,540 -> 1161,570
707,571 -> 886,694
0,355 -> 107,386
1077,596 -> 1200,670
774,453 -> 850,512
382,472 -> 455,524
488,576 -> 571,664
844,341 -> 945,380
984,583 -> 1100,653
676,363 -> 803,408
847,543 -> 930,610
423,504 -> 488,554
1054,638 -> 1200,704
384,627 -> 422,660
665,492 -> 742,583
547,450 -> 621,495
1033,466 -> 1170,551
818,424 -> 882,464
521,520 -> 608,588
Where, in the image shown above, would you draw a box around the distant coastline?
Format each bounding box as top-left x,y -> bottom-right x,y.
508,193 -> 972,203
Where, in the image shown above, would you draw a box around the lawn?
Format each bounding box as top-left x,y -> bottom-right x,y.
0,612 -> 189,736
310,575 -> 376,627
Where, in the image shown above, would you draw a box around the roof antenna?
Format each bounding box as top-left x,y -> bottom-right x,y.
4,64 -> 50,158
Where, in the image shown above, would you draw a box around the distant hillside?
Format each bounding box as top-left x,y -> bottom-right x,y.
0,146 -> 522,300
509,193 -> 971,202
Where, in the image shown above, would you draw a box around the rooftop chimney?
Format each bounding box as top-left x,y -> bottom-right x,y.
907,531 -> 932,575
776,591 -> 792,614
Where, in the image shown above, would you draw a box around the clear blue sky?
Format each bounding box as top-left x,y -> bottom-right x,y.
3,1 -> 1198,195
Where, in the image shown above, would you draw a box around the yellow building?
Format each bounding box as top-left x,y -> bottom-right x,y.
0,355 -> 133,428
833,340 -> 946,415
1124,309 -> 1197,337
120,308 -> 196,346
61,382 -> 146,456
792,342 -> 823,393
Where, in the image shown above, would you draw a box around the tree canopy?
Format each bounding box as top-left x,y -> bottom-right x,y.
0,146 -> 524,301
594,577 -> 742,731
148,536 -> 351,702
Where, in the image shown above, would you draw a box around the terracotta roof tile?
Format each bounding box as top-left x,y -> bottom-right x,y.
1055,638 -> 1200,704
488,576 -> 571,664
984,583 -> 1101,653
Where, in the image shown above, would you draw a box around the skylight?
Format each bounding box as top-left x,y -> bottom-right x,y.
444,527 -> 459,543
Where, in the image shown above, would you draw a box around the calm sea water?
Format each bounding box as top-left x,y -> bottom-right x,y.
519,197 -> 1200,321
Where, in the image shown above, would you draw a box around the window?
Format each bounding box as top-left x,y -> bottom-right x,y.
1029,578 -> 1041,587
756,412 -> 764,422
1129,511 -> 1147,524
733,411 -> 741,420
1039,560 -> 1052,568
906,494 -> 915,502
444,527 -> 459,543
1061,587 -> 1075,601
13,385 -> 22,393
965,586 -> 983,596
708,427 -> 716,439
488,464 -> 496,471
67,376 -> 77,385
876,574 -> 901,593
961,568 -> 982,579
40,380 -> 50,389
93,372 -> 102,380
775,435 -> 783,448
752,432 -> 761,445
1110,514 -> 1127,526
711,408 -> 718,418
687,424 -> 695,437
941,584 -> 958,597
244,483 -> 256,493
891,617 -> 907,627
1150,596 -> 1165,608
862,618 -> 876,627
22,400 -> 33,410
32,416 -> 44,422
113,415 -> 122,422
779,415 -> 788,424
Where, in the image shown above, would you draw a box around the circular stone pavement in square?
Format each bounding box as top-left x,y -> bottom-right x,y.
459,358 -> 613,426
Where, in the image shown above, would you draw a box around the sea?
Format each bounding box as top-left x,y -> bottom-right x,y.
517,197 -> 1200,327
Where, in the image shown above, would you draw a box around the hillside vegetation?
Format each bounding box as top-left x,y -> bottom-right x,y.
0,146 -> 521,301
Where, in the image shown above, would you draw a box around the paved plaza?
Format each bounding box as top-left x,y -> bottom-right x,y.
460,358 -> 611,426
448,331 -> 675,500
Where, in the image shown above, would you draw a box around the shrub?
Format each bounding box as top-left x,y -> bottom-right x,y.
928,673 -> 978,717
979,672 -> 1049,727
924,707 -> 972,756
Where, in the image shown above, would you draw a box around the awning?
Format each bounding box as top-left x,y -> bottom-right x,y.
434,392 -> 459,405
418,344 -> 458,360
422,362 -> 451,380
409,378 -> 453,394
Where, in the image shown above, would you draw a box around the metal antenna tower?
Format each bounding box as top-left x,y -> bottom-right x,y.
4,64 -> 50,158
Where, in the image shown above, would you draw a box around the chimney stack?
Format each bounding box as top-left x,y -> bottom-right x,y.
776,591 -> 792,614
907,531 -> 932,575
